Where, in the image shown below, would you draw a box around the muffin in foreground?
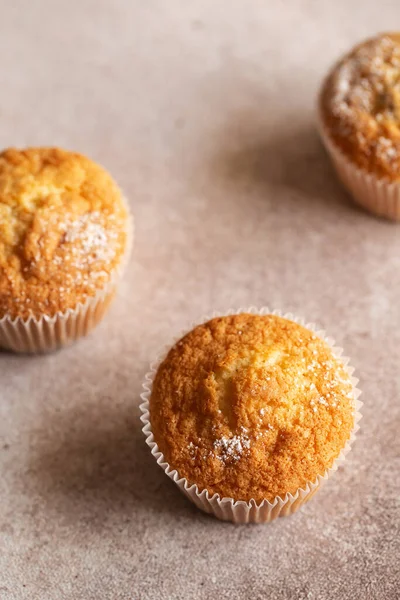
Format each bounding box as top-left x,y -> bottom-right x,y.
141,311 -> 361,523
318,33 -> 400,220
0,147 -> 132,352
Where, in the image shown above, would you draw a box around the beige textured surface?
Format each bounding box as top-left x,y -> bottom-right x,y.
0,1 -> 399,599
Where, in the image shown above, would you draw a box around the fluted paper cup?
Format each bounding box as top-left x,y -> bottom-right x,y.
0,201 -> 133,354
317,111 -> 400,221
140,307 -> 362,524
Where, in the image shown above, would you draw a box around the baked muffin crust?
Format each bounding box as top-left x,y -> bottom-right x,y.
0,147 -> 128,319
150,314 -> 355,503
320,33 -> 400,180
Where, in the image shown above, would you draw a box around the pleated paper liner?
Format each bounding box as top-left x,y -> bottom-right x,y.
0,200 -> 134,353
317,110 -> 400,221
140,308 -> 362,524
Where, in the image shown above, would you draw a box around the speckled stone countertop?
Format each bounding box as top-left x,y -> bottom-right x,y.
0,2 -> 399,599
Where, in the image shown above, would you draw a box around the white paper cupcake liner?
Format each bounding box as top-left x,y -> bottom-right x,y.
317,111 -> 400,221
140,307 -> 362,524
0,200 -> 134,354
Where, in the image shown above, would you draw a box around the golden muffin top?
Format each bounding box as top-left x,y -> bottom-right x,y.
0,147 -> 129,320
320,33 -> 400,179
150,314 -> 355,503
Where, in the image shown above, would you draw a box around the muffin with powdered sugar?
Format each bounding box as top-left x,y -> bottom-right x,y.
319,33 -> 400,220
0,147 -> 132,352
141,311 -> 361,523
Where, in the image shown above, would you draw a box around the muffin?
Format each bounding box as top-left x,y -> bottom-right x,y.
318,33 -> 400,220
141,310 -> 361,523
0,147 -> 132,352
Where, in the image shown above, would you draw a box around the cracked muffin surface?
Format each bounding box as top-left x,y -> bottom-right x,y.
0,147 -> 129,319
320,33 -> 400,180
150,314 -> 355,503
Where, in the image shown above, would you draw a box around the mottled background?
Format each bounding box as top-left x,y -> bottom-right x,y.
0,1 -> 399,599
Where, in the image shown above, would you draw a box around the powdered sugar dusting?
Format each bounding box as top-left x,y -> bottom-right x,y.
21,209 -> 123,309
63,212 -> 117,263
327,34 -> 400,165
213,427 -> 251,463
308,360 -> 353,414
330,36 -> 397,117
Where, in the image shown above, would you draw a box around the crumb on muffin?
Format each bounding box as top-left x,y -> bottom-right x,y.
0,147 -> 129,319
150,314 -> 355,503
320,32 -> 400,180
